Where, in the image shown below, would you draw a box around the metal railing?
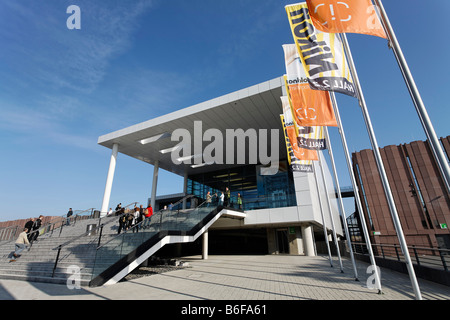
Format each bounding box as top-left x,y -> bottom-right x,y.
352,242 -> 450,272
0,225 -> 20,242
49,201 -> 140,278
193,193 -> 296,211
0,207 -> 97,245
91,195 -> 214,281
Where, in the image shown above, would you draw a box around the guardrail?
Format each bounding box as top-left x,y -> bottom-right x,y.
351,242 -> 450,272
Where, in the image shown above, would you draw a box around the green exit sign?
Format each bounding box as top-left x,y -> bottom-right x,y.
440,223 -> 448,229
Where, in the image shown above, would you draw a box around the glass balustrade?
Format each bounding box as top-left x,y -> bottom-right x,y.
91,200 -> 218,281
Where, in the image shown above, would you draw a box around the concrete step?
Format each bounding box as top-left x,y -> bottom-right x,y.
0,207 -> 215,286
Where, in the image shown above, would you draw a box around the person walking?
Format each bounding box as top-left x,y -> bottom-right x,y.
10,228 -> 30,262
219,192 -> 224,206
237,193 -> 243,210
24,218 -> 35,242
117,213 -> 126,234
206,191 -> 212,207
224,187 -> 231,206
132,207 -> 140,232
145,204 -> 153,218
66,208 -> 73,226
30,215 -> 43,242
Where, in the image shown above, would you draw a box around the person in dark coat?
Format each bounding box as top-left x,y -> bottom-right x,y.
30,215 -> 43,242
24,218 -> 35,242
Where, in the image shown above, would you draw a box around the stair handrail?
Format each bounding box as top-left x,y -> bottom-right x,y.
50,221 -> 110,278
27,207 -> 97,241
90,197 -> 226,285
96,194 -> 196,250
0,207 -> 98,246
50,201 -> 139,251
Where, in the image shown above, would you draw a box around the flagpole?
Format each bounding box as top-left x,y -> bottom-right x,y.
339,33 -> 422,300
329,91 -> 381,292
313,163 -> 334,268
324,126 -> 359,280
318,151 -> 344,273
372,0 -> 450,194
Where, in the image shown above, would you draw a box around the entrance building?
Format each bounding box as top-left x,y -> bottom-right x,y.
97,76 -> 343,257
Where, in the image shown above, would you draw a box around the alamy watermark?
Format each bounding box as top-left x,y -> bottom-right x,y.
169,121 -> 280,175
67,5 -> 81,30
67,265 -> 81,290
366,265 -> 382,290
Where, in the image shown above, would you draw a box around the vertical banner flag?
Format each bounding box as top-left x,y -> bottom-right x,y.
305,0 -> 387,39
283,44 -> 337,127
281,96 -> 318,161
298,125 -> 327,150
285,2 -> 357,98
281,115 -> 314,173
281,95 -> 327,151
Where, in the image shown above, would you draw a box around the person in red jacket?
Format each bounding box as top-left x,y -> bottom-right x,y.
145,204 -> 153,218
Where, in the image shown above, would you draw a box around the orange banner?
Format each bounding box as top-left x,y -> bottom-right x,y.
306,0 -> 387,39
280,115 -> 315,172
283,44 -> 337,127
281,97 -> 319,161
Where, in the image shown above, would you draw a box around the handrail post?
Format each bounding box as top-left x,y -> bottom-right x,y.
380,244 -> 385,259
52,245 -> 62,278
438,247 -> 448,271
59,222 -> 64,237
412,245 -> 420,266
394,244 -> 400,261
97,225 -> 104,248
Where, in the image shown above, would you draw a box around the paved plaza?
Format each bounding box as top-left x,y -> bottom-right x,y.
0,254 -> 449,301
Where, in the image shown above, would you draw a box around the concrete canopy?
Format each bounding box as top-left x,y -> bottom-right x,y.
97,76 -> 287,176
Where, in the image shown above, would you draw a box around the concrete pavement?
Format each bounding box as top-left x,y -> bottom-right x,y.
0,254 -> 449,301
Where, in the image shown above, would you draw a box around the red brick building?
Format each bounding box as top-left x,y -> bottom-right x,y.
352,136 -> 450,250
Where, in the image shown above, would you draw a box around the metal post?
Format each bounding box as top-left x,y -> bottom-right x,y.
97,225 -> 104,248
329,92 -> 382,293
372,0 -> 450,194
312,161 -> 333,267
324,126 -> 359,280
52,245 -> 62,278
412,246 -> 420,266
318,151 -> 344,273
340,32 -> 422,300
394,245 -> 400,261
438,247 -> 448,271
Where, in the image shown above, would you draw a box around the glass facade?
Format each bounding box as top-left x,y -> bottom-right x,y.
187,161 -> 297,211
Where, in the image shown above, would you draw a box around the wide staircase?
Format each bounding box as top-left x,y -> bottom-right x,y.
0,197 -> 244,287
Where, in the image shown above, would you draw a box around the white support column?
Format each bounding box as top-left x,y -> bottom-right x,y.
202,230 -> 209,260
151,160 -> 159,209
100,143 -> 119,217
301,225 -> 315,257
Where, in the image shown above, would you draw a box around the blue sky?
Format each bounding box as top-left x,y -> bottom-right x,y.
0,0 -> 449,222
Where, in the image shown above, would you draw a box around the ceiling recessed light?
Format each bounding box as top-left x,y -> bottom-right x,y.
139,132 -> 171,145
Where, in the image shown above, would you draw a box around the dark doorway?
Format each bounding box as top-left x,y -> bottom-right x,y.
276,229 -> 289,254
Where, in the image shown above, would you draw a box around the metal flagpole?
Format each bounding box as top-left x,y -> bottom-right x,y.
372,0 -> 450,194
324,126 -> 359,280
339,33 -> 422,300
329,92 -> 381,292
312,163 -> 334,267
318,151 -> 344,273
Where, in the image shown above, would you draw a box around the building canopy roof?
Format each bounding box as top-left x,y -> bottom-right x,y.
98,76 -> 287,176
